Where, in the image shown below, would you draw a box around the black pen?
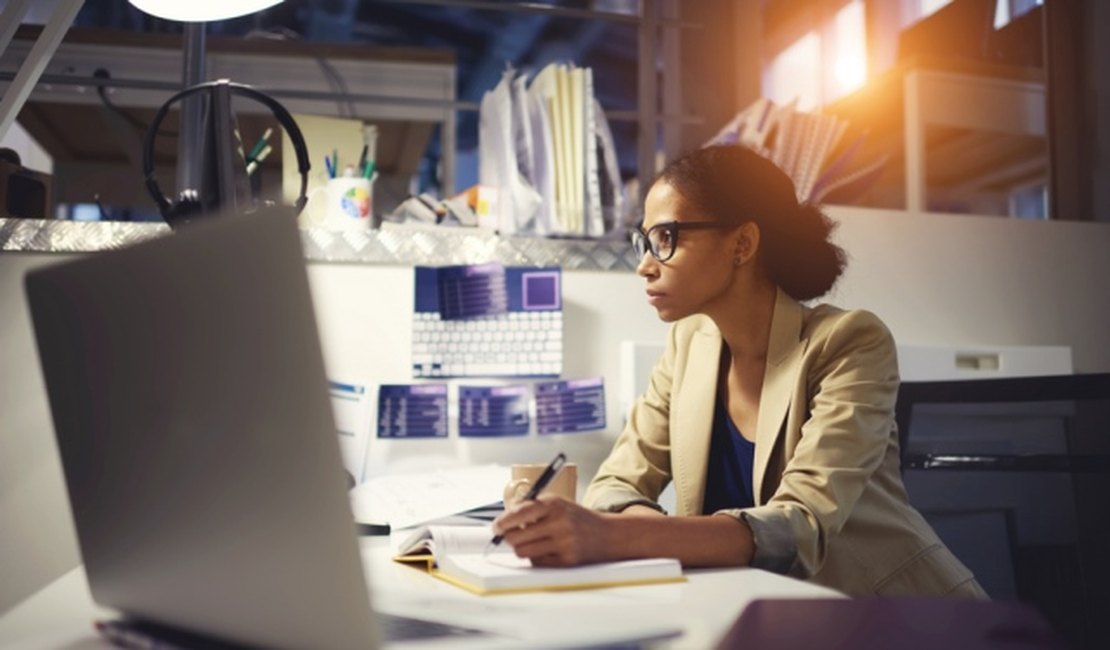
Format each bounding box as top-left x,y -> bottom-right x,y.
357,144 -> 369,176
488,452 -> 566,548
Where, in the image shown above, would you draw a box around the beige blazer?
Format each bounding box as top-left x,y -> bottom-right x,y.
584,288 -> 984,597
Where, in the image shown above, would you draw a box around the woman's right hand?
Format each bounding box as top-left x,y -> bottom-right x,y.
492,495 -> 618,567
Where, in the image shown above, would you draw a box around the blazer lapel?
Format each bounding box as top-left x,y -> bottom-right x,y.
753,288 -> 808,504
672,324 -> 721,516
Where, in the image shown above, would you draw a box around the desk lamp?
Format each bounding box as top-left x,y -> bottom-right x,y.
128,0 -> 282,22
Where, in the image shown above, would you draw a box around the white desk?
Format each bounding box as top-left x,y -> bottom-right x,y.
0,538 -> 842,649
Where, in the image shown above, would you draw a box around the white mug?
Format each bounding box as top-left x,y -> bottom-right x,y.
304,176 -> 374,230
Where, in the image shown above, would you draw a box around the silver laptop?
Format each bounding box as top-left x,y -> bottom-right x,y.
24,213 -> 490,649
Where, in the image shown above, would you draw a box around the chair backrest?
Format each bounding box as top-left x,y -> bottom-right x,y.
894,372 -> 1110,468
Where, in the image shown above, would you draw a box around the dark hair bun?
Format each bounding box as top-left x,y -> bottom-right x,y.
658,145 -> 846,301
760,202 -> 846,301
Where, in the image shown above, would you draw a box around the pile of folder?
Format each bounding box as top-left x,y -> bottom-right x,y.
706,97 -> 887,206
478,63 -> 622,237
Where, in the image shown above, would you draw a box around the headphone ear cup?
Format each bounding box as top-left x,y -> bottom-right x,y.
164,189 -> 203,229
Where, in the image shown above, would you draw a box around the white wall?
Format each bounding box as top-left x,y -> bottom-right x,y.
825,206 -> 1110,373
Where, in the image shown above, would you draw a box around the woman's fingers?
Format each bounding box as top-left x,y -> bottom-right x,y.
492,498 -> 552,537
491,497 -> 605,566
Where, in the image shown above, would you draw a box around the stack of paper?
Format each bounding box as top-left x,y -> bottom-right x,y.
349,464 -> 509,530
479,63 -> 621,238
393,524 -> 685,595
705,97 -> 887,206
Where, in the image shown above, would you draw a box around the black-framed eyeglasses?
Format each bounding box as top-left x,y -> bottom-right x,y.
630,221 -> 734,262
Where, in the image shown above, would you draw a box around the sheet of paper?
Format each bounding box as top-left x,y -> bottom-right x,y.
526,74 -> 557,235
328,379 -> 371,483
569,66 -> 585,235
391,523 -> 493,557
350,464 -> 509,529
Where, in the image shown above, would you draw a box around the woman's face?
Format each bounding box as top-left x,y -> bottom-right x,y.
636,180 -> 739,322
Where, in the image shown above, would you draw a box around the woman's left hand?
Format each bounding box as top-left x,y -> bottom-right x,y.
491,495 -> 616,567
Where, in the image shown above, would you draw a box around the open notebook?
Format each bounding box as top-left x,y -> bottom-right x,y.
393,525 -> 685,596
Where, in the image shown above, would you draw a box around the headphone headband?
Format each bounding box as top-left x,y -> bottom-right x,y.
142,79 -> 312,225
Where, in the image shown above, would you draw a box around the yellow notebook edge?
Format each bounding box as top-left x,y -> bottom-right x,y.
428,567 -> 686,596
393,553 -> 436,571
393,554 -> 687,596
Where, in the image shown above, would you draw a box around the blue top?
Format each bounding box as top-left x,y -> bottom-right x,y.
702,400 -> 756,513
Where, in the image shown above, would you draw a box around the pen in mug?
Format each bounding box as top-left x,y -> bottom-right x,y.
245,144 -> 272,176
488,452 -> 566,548
357,144 -> 369,174
247,127 -> 273,161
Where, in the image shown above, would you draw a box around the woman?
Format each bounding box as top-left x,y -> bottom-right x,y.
492,145 -> 986,597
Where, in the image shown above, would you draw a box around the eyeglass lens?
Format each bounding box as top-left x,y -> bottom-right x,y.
630,224 -> 677,261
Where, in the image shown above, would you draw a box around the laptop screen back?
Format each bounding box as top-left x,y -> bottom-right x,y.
25,213 -> 378,649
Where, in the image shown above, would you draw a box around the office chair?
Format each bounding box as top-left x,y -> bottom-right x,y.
893,373 -> 1110,650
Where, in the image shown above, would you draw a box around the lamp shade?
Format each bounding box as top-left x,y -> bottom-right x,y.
129,0 -> 282,22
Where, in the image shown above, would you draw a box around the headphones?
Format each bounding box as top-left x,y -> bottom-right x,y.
142,79 -> 311,228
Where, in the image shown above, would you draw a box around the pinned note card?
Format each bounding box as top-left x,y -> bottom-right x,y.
377,384 -> 449,438
535,377 -> 606,434
328,379 -> 372,482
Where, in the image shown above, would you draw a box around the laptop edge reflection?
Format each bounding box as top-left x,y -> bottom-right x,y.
24,212 -> 456,649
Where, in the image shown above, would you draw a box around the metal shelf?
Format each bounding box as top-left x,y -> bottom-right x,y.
0,218 -> 639,271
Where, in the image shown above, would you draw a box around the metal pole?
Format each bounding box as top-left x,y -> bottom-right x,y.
378,0 -> 641,24
176,22 -> 206,195
637,0 -> 658,206
903,70 -> 924,213
661,0 -> 682,163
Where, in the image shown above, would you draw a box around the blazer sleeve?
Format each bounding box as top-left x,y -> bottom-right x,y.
582,323 -> 680,513
726,309 -> 899,578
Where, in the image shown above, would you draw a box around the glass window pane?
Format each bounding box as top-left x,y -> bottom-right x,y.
830,0 -> 868,100
920,0 -> 954,20
764,31 -> 822,111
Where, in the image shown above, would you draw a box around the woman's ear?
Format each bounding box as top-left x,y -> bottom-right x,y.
733,222 -> 760,266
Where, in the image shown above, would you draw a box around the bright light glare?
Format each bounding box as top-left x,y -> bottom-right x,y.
833,55 -> 867,92
129,0 -> 282,22
764,32 -> 822,111
830,0 -> 867,98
